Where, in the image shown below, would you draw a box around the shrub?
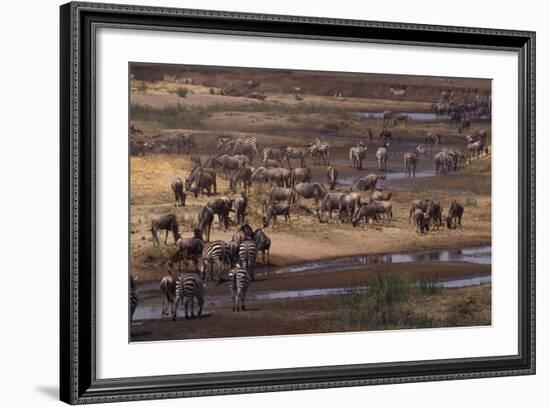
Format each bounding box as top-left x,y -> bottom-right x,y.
176,87 -> 189,98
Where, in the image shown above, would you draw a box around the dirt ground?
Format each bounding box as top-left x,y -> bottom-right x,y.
129,66 -> 492,340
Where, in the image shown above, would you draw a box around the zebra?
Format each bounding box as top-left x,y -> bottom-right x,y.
239,240 -> 257,280
349,144 -> 367,170
404,145 -> 425,178
172,273 -> 205,320
228,266 -> 250,312
176,131 -> 196,154
130,276 -> 138,322
376,143 -> 389,171
160,271 -> 176,317
310,138 -> 330,165
282,147 -> 307,169
199,240 -> 231,281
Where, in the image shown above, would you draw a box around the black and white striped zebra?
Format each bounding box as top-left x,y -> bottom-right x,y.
130,276 -> 138,322
172,273 -> 205,320
282,147 -> 307,169
176,131 -> 196,154
310,138 -> 330,165
199,240 -> 231,281
238,239 -> 257,280
228,266 -> 250,312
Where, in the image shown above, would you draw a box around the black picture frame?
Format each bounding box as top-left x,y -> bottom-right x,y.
60,2 -> 536,404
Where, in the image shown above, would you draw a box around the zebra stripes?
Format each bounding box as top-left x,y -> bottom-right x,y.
239,240 -> 257,280
172,273 -> 205,320
310,138 -> 330,165
176,131 -> 196,154
228,266 -> 250,312
200,240 -> 231,281
130,276 -> 138,322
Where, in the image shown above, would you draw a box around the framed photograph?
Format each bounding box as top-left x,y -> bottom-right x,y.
60,1 -> 535,404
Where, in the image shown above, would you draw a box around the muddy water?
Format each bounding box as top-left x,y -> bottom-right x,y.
133,246 -> 491,322
359,112 -> 445,121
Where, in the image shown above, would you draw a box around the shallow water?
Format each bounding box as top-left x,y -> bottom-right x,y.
133,246 -> 491,321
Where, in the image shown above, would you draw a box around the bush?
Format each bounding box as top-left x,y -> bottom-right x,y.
464,195 -> 478,207
176,87 -> 189,98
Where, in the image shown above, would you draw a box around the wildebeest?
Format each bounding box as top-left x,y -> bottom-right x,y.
170,178 -> 186,207
230,141 -> 257,164
130,140 -> 150,156
408,199 -> 431,223
151,214 -> 180,245
369,190 -> 392,203
229,165 -> 252,193
252,228 -> 271,265
349,144 -> 367,170
169,234 -> 205,271
185,166 -> 217,193
337,193 -> 356,223
265,186 -> 295,207
207,196 -> 233,230
233,192 -> 248,225
217,136 -> 258,162
316,192 -> 345,222
376,144 -> 389,171
262,146 -> 287,163
412,209 -> 429,233
262,158 -> 281,168
352,204 -> 380,227
197,206 -> 214,241
327,166 -> 338,190
382,110 -> 393,127
189,171 -> 216,198
372,200 -> 393,219
393,113 -> 411,127
425,200 -> 443,229
458,117 -> 471,133
379,128 -> 393,142
293,182 -> 328,207
251,166 -> 269,185
266,167 -> 291,187
263,203 -> 291,227
231,224 -> 254,248
351,174 -> 385,191
446,199 -> 464,229
290,166 -> 312,188
205,154 -> 248,179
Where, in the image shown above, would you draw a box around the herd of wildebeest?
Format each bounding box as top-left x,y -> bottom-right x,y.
130,107 -> 490,325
